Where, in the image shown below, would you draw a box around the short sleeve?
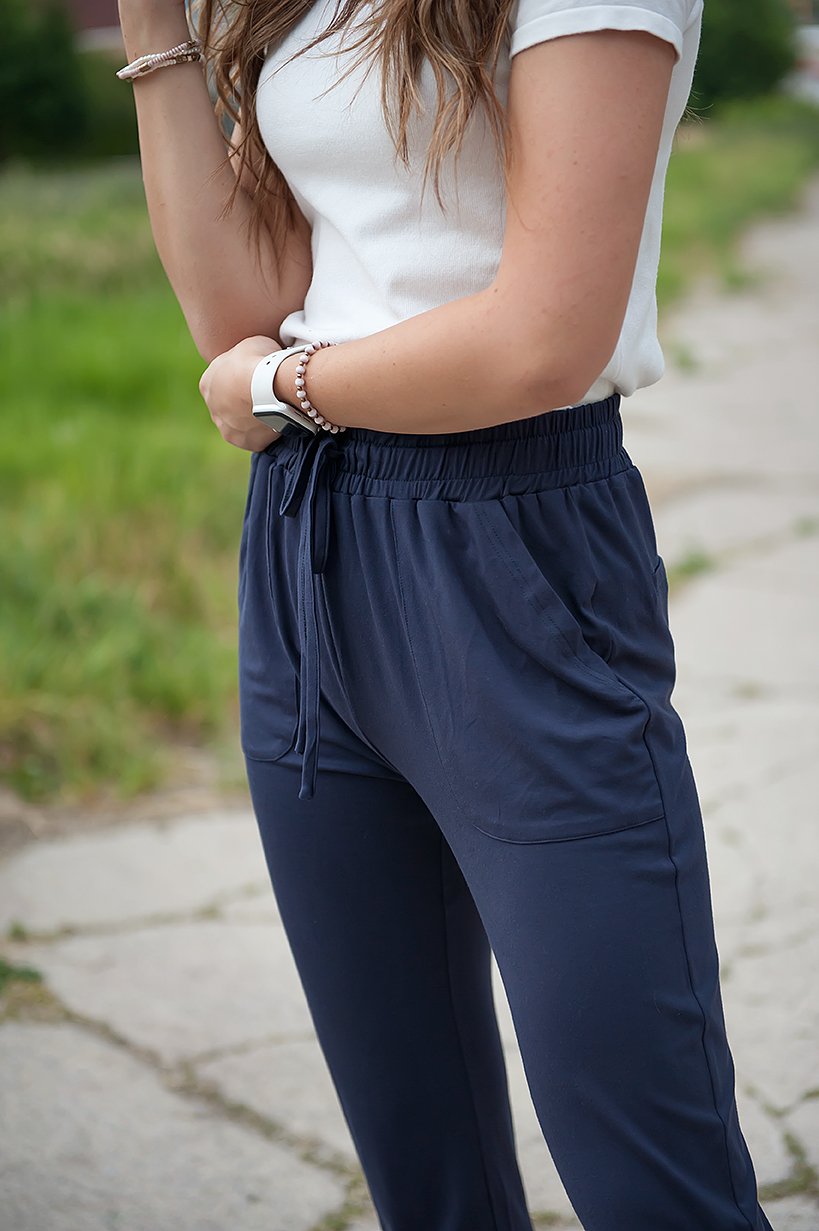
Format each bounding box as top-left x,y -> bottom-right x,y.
509,0 -> 698,64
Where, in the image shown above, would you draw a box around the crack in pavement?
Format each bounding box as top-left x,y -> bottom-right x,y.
0,970 -> 363,1183
3,885 -> 281,946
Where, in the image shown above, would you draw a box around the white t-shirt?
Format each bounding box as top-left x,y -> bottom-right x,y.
256,0 -> 704,405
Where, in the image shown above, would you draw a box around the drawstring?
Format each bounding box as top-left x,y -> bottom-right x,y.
277,431 -> 346,800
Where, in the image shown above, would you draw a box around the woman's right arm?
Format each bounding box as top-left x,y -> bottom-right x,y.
118,3 -> 313,362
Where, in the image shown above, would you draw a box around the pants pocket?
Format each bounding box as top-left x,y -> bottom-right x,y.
472,498 -> 665,842
476,498 -> 645,707
393,491 -> 666,845
238,455 -> 301,762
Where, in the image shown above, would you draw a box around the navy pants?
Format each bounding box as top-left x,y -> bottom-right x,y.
238,394 -> 772,1231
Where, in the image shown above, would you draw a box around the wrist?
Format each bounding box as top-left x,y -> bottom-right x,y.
272,352 -> 304,410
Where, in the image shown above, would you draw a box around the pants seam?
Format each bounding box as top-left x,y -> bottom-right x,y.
437,830 -> 507,1231
629,677 -> 758,1231
660,809 -> 756,1230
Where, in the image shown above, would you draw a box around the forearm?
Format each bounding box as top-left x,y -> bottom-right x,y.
274,287 -> 590,434
120,7 -> 307,361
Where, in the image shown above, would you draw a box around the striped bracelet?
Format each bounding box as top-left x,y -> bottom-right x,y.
116,40 -> 203,82
294,342 -> 346,434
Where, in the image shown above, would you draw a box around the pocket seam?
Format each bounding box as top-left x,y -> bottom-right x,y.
472,809 -> 666,846
244,449 -> 261,521
239,459 -> 300,763
240,675 -> 300,763
652,555 -> 669,612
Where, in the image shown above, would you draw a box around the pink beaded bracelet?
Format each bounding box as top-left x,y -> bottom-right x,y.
294,342 -> 347,434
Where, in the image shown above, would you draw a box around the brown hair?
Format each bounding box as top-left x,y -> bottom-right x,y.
191,0 -> 517,278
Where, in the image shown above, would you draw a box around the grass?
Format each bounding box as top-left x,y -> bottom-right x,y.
2,92 -> 819,807
659,93 -> 819,301
0,956 -> 43,994
0,164 -> 249,803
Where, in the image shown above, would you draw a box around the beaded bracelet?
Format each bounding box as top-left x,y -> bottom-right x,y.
116,40 -> 203,82
294,342 -> 347,434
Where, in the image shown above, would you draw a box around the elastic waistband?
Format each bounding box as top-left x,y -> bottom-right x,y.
266,392 -> 630,502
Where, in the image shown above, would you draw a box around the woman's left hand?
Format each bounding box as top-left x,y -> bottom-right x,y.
198,335 -> 284,452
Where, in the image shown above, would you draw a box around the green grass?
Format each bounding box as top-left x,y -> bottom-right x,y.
2,91 -> 819,806
0,164 -> 250,803
0,956 -> 43,994
659,93 -> 819,302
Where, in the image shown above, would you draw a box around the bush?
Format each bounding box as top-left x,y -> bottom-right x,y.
691,0 -> 799,113
0,0 -> 89,162
0,0 -> 138,163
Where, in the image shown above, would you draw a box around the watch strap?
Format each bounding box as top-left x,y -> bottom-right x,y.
251,346 -> 308,415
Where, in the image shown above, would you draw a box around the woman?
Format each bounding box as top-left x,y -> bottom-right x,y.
117,2 -> 773,1227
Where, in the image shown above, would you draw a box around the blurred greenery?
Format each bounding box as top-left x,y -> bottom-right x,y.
1,93 -> 819,806
0,164 -> 248,803
660,94 -> 819,299
691,0 -> 799,113
76,48 -> 140,160
0,0 -> 90,162
0,0 -> 810,167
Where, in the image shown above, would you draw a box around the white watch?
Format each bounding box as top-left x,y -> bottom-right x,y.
250,347 -> 320,437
